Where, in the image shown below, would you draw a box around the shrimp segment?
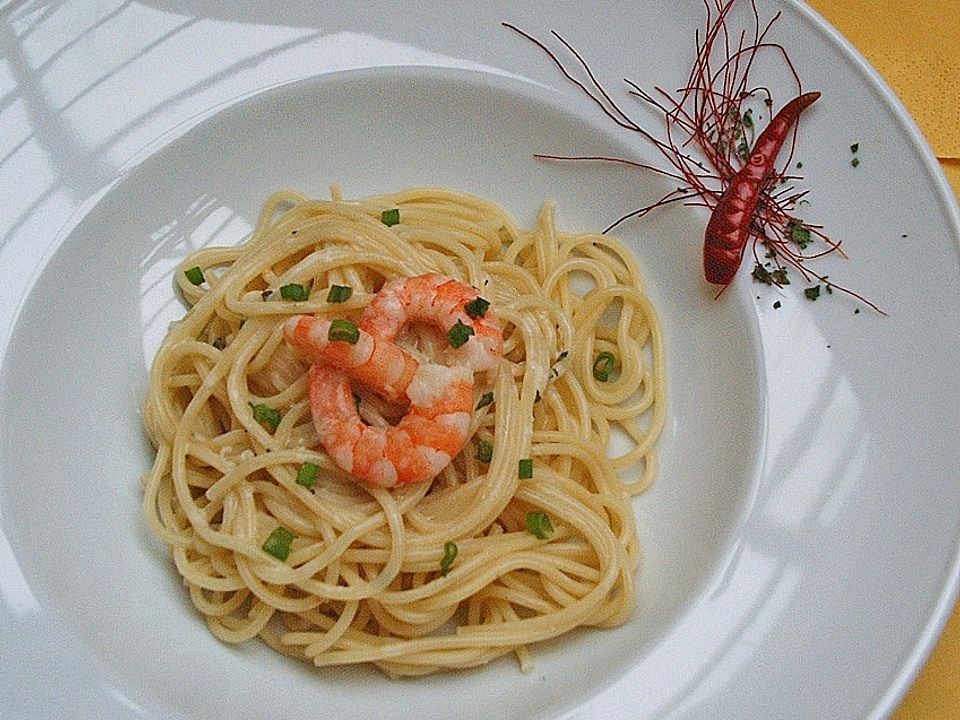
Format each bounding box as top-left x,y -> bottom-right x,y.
284,315 -> 418,403
360,273 -> 503,373
308,363 -> 475,488
287,274 -> 503,488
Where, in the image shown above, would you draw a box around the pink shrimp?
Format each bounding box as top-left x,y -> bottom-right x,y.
360,273 -> 503,374
308,362 -> 475,487
703,91 -> 821,286
283,315 -> 419,404
286,274 -> 503,487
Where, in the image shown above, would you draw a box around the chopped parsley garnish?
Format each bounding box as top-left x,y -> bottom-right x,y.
328,319 -> 360,344
475,392 -> 494,410
751,263 -> 789,286
741,107 -> 754,129
804,285 -> 822,301
526,511 -> 554,540
476,439 -> 493,464
279,283 -> 309,301
446,320 -> 474,348
518,458 -> 533,479
184,266 -> 205,286
326,285 -> 353,303
296,461 -> 319,489
381,208 -> 400,226
263,526 -> 295,561
439,540 -> 458,576
736,138 -> 750,161
249,402 -> 281,430
787,220 -> 812,250
464,297 -> 490,318
592,351 -> 617,382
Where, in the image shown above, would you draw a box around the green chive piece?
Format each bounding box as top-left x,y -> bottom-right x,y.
476,440 -> 493,464
592,351 -> 617,382
518,458 -> 533,479
526,511 -> 554,540
184,266 -> 205,286
328,319 -> 360,344
804,285 -> 822,301
464,297 -> 490,319
279,283 -> 309,301
263,526 -> 295,561
381,208 -> 400,226
475,392 -> 494,410
296,461 -> 319,489
440,540 -> 458,576
446,320 -> 474,348
326,285 -> 353,303
249,402 -> 282,430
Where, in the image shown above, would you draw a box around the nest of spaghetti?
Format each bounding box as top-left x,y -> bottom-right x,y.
142,186 -> 665,676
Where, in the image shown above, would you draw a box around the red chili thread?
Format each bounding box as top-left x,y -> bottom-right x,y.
503,0 -> 884,314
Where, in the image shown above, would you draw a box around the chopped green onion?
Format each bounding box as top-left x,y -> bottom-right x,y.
741,107 -> 754,128
475,392 -> 494,410
518,458 -> 533,479
263,526 -> 295,561
592,351 -> 617,382
249,402 -> 281,430
440,540 -> 458,576
381,208 -> 400,226
296,461 -> 319,489
326,285 -> 353,303
279,283 -> 309,301
184,266 -> 205,286
526,511 -> 554,540
328,319 -> 360,344
476,439 -> 493,464
464,297 -> 490,319
446,320 -> 474,348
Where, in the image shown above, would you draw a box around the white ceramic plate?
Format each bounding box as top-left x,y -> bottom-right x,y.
0,2 -> 957,719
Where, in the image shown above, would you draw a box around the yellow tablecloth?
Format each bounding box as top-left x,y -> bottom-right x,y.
804,2 -> 960,717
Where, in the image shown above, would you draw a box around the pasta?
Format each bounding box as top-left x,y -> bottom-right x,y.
141,186 -> 666,676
